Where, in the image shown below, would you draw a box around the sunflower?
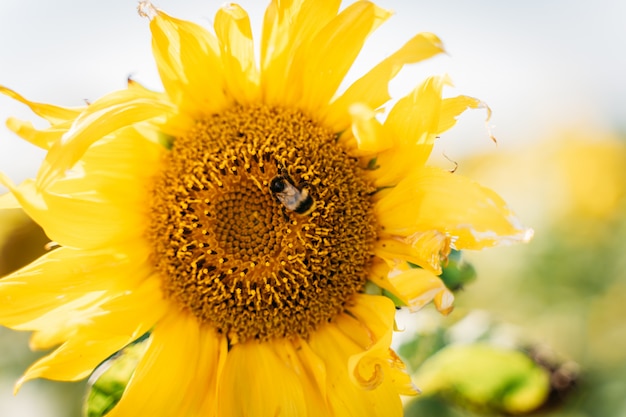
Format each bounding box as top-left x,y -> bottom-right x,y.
0,1 -> 530,415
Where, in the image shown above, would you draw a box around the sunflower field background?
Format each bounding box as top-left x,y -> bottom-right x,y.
1,0 -> 625,416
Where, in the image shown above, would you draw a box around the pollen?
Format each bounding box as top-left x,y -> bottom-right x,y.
147,105 -> 377,343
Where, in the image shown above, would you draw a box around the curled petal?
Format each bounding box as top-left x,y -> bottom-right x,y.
347,295 -> 418,395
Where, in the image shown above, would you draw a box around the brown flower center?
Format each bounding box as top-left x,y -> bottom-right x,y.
147,104 -> 377,343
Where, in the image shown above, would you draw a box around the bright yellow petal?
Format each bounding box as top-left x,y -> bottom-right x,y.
308,322 -> 404,417
437,95 -> 490,135
344,103 -> 391,156
291,339 -> 329,408
0,127 -> 164,249
0,191 -> 20,209
272,340 -> 331,416
69,126 -> 165,205
261,0 -> 341,104
324,32 -> 445,130
218,340 -> 308,417
15,277 -> 167,389
36,90 -> 174,190
375,230 -> 451,274
373,75 -> 450,186
372,267 -> 450,313
195,327 -> 229,417
346,295 -> 417,395
1,176 -> 143,250
433,288 -> 455,315
106,310 -> 210,417
0,244 -> 151,330
286,1 -> 392,112
0,85 -> 83,125
126,78 -> 166,101
150,10 -> 227,116
376,166 -> 532,250
5,117 -> 69,150
214,3 -> 260,103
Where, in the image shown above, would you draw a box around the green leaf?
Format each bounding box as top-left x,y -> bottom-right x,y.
413,343 -> 551,414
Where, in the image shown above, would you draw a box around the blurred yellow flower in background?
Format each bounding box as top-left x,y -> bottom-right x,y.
0,0 -> 528,415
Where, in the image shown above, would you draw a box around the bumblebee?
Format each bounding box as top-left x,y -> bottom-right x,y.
269,175 -> 316,215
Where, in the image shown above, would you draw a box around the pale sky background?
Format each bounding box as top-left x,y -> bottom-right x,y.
0,0 -> 625,416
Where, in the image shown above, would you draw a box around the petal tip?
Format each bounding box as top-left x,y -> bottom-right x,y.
138,0 -> 158,20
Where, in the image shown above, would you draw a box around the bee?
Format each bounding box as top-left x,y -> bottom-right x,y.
269,172 -> 316,215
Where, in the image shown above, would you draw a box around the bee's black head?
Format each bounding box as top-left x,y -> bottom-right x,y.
269,177 -> 287,193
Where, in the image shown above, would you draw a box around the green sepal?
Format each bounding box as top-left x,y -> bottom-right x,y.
83,333 -> 151,417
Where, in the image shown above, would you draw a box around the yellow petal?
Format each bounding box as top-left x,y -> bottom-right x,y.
0,191 -> 20,209
0,126 -> 164,249
375,230 -> 452,274
214,3 -> 260,103
5,117 -> 69,150
150,11 -> 227,115
434,288 -> 455,315
290,339 -> 329,407
376,166 -> 533,250
286,1 -> 392,112
194,327 -> 229,417
379,268 -> 450,313
36,90 -> 174,190
0,85 -> 83,125
347,295 -> 417,395
308,322 -> 405,416
272,340 -> 331,416
437,95 -> 490,135
1,176 -> 144,250
106,310 -> 210,417
67,126 -> 165,204
324,32 -> 445,130
261,0 -> 341,104
374,75 -> 450,186
0,244 -> 151,330
218,340 -> 308,417
345,103 -> 391,155
126,78 -> 165,101
374,234 -> 446,274
16,277 -> 167,389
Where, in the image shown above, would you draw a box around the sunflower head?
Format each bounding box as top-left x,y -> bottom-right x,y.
0,0 -> 531,415
148,103 -> 378,343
